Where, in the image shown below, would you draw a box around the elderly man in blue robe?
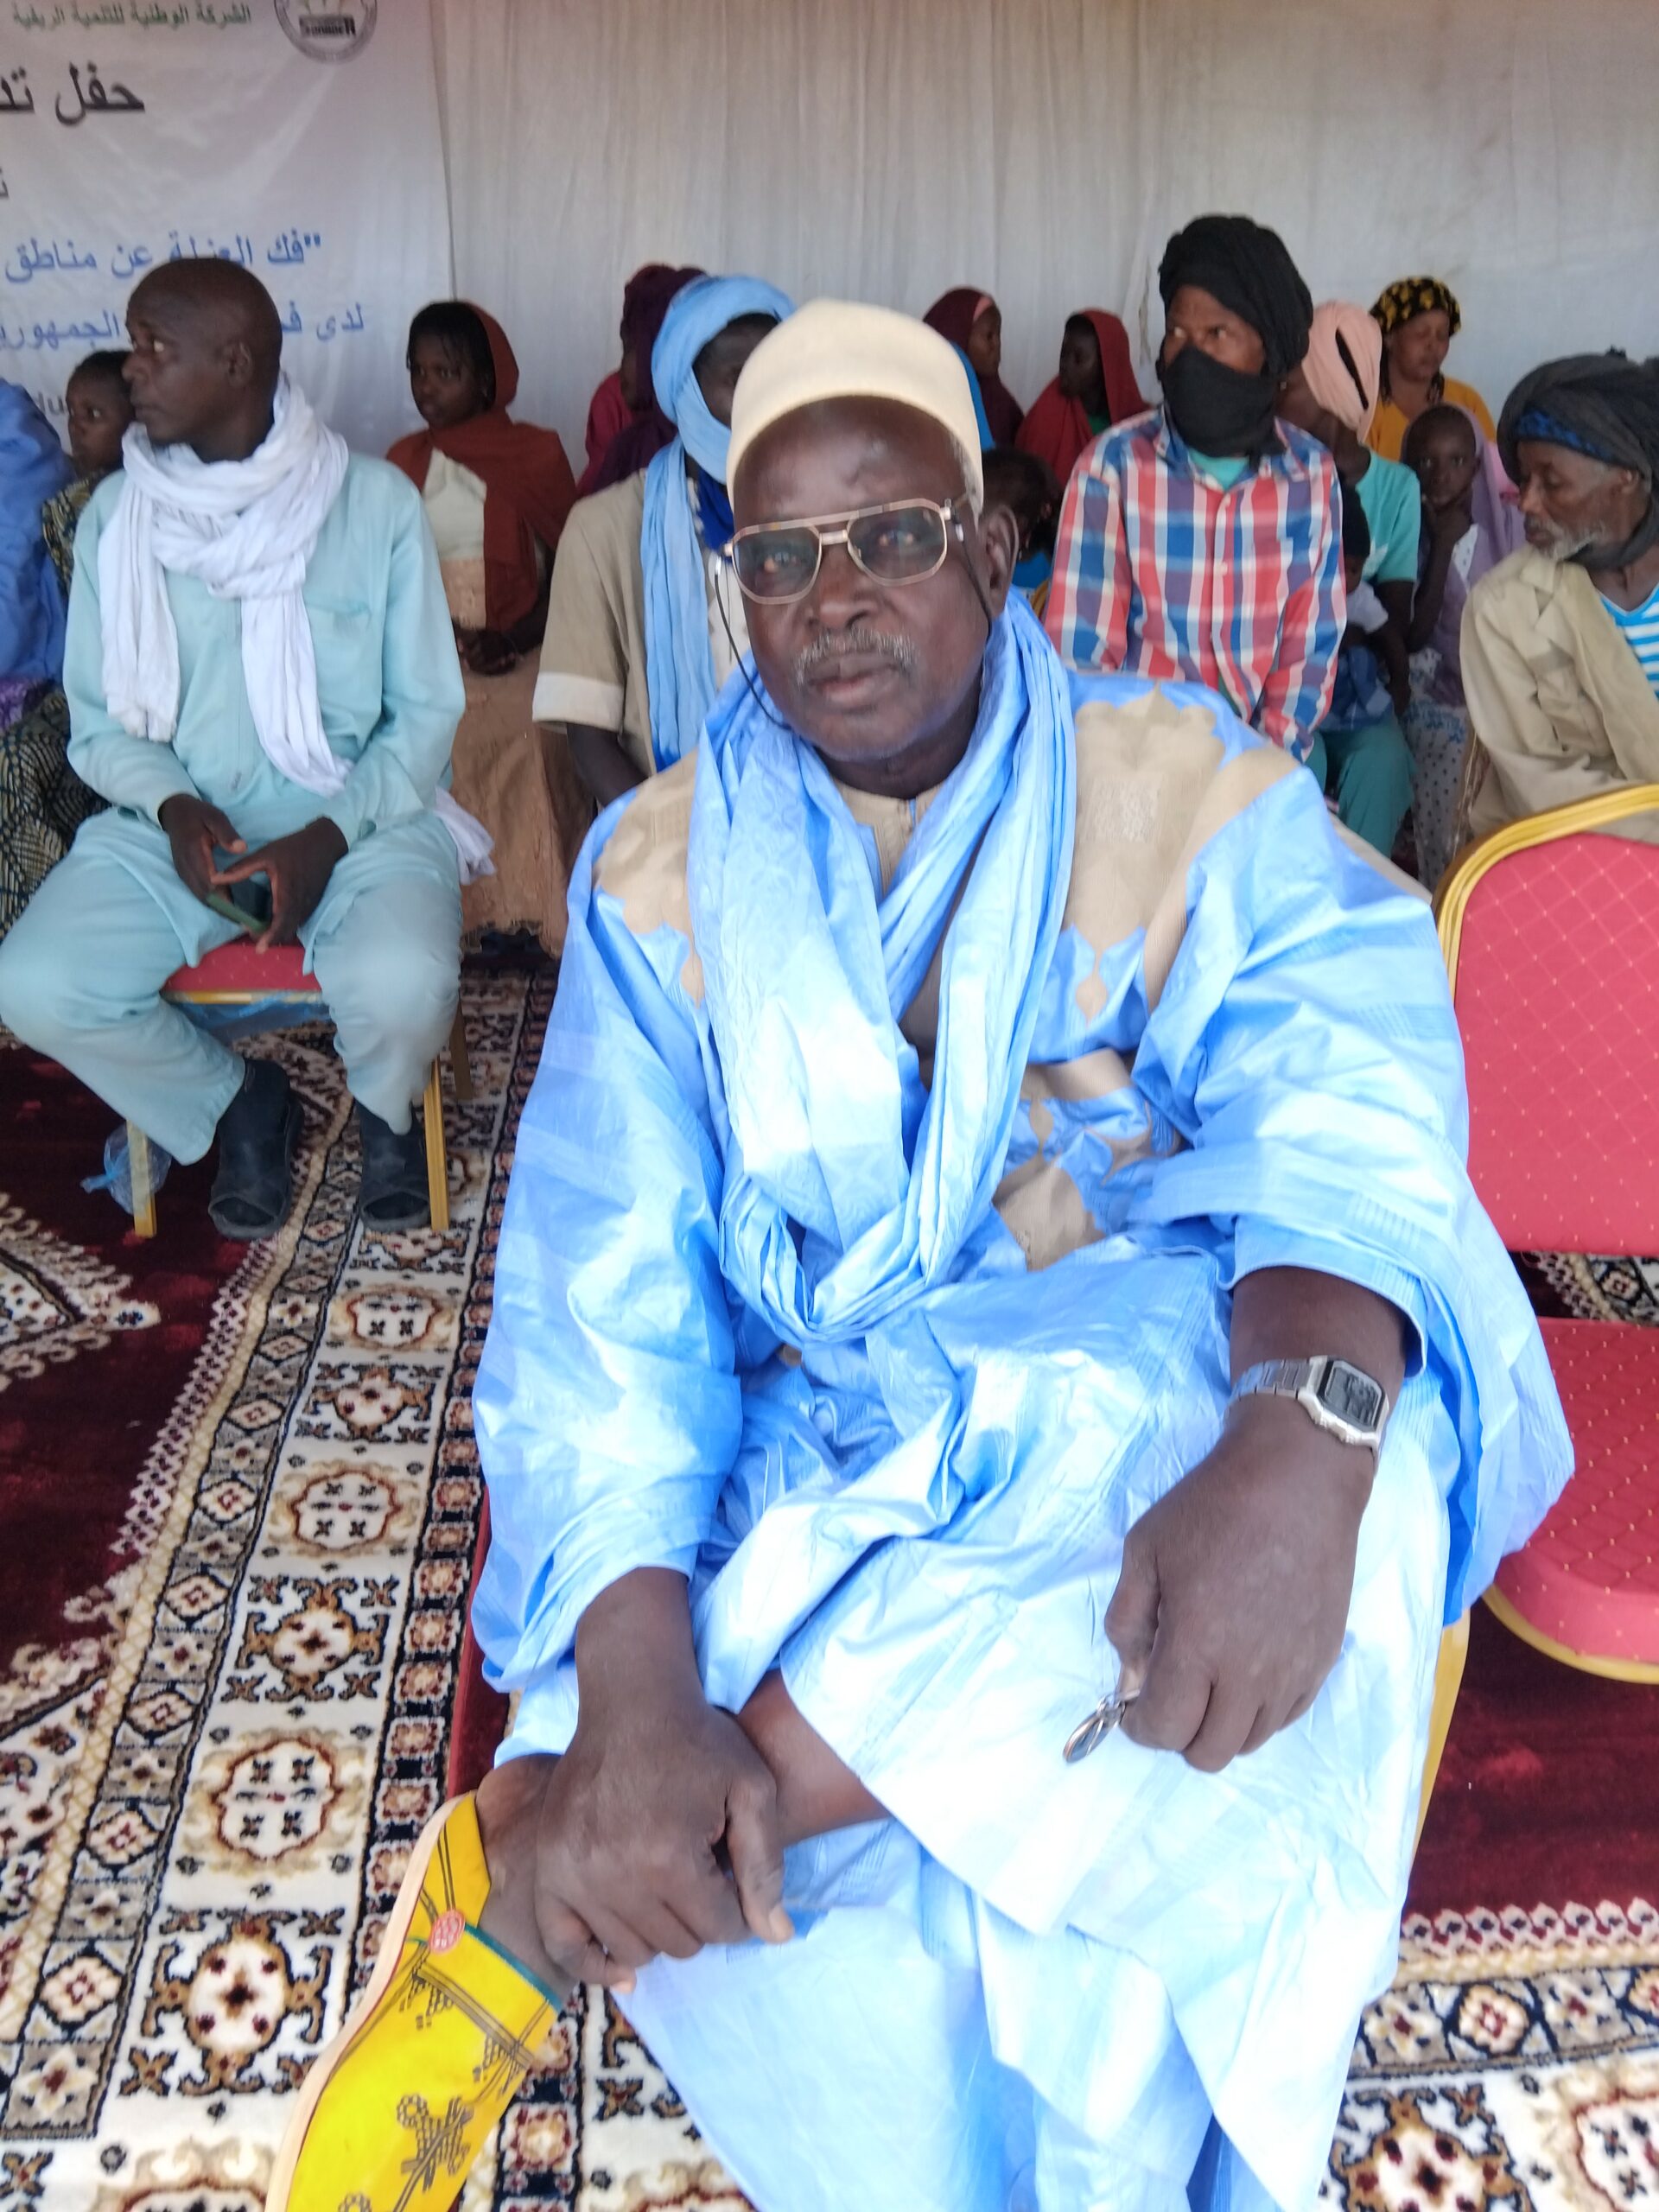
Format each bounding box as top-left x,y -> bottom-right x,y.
271,302 -> 1568,2212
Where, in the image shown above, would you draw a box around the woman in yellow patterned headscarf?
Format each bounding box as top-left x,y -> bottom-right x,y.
1368,275 -> 1496,461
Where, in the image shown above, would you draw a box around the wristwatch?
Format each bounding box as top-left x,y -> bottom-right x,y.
1228,1356 -> 1390,1457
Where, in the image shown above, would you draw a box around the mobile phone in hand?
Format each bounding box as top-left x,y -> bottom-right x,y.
200,891 -> 261,936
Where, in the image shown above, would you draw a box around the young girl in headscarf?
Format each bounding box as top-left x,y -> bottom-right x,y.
1401,403 -> 1526,887
1368,276 -> 1495,462
582,263 -> 675,480
580,264 -> 705,496
1016,309 -> 1146,486
389,301 -> 584,954
924,289 -> 1024,445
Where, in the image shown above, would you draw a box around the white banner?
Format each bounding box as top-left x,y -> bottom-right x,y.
0,0 -> 452,455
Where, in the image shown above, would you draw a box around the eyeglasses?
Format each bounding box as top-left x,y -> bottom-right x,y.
724,496 -> 970,604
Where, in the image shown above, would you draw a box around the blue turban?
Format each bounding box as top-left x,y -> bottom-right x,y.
651,273 -> 796,485
641,273 -> 795,770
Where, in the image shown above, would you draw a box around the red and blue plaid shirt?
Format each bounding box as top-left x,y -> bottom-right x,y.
1045,408 -> 1344,761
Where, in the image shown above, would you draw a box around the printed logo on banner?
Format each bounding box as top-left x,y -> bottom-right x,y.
274,0 -> 378,63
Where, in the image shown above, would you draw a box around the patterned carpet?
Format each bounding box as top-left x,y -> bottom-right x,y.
0,974 -> 536,2208
0,976 -> 1653,2210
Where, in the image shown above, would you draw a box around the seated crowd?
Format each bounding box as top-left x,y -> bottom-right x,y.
0,212 -> 1642,2211
6,226 -> 1655,1025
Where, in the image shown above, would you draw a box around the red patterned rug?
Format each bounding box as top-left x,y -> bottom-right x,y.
0,1049 -> 245,1733
0,975 -> 540,2206
1412,1605 -> 1659,1919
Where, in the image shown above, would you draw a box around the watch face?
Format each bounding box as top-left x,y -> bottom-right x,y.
1319,1361 -> 1385,1431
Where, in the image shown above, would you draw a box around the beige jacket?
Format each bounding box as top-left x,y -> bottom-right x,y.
1462,545 -> 1659,840
531,471 -> 748,782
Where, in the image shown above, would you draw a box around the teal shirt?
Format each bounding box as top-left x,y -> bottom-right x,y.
64,455 -> 465,850
1351,453 -> 1421,586
1187,449 -> 1251,490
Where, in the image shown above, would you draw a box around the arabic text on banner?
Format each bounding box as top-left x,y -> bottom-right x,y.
1,0 -> 452,454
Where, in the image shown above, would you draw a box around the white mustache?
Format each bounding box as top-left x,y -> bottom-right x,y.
1531,520 -> 1600,563
793,629 -> 917,684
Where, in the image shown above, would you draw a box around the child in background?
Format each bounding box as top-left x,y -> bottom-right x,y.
1015,309 -> 1146,486
1402,403 -> 1527,887
1306,495 -> 1414,855
63,350 -> 133,487
0,353 -> 132,940
981,447 -> 1062,618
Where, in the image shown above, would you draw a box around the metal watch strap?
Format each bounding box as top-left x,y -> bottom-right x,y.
1228,1355 -> 1390,1453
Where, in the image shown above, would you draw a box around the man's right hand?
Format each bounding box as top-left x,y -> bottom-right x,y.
475,1570 -> 791,1993
159,793 -> 245,904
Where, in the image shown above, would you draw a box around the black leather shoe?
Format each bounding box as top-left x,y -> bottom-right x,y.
209,1060 -> 302,1240
356,1102 -> 430,1230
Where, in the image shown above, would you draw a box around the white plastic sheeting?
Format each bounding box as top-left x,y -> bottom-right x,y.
429,0 -> 1659,461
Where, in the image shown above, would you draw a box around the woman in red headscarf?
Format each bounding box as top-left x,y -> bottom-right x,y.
580,263 -> 705,495
580,263 -> 675,482
389,301 -> 587,954
924,288 -> 1025,445
1017,308 -> 1147,486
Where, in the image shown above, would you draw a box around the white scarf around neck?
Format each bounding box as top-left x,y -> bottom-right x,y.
99,375 -> 492,879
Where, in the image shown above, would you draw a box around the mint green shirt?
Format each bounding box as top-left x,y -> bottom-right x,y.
1351,452 -> 1422,586
64,456 -> 465,850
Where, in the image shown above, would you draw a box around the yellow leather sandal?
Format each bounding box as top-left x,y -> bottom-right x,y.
267,1794 -> 564,2210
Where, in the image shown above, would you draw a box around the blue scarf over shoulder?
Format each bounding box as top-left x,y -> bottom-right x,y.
640,274 -> 794,771
687,593 -> 1075,1344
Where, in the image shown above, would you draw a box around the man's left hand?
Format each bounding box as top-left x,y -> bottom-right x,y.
1104,1395 -> 1370,1772
213,817 -> 347,949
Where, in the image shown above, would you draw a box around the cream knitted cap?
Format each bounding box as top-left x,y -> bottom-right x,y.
728,298 -> 985,513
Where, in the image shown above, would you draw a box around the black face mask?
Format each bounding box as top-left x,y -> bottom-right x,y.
1158,342 -> 1280,458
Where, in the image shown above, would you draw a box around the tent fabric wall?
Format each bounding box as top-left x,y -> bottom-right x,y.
429,0 -> 1659,466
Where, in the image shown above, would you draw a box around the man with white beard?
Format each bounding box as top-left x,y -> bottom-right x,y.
1462,351 -> 1659,836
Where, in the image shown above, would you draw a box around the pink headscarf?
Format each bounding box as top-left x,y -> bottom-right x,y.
1303,302 -> 1384,441
1461,410 -> 1528,567
1309,302 -> 1380,440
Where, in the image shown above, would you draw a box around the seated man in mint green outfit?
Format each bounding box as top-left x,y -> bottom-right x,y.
0,259 -> 479,1237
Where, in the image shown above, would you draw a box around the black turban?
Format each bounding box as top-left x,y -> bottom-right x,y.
1157,214 -> 1313,384
1497,351 -> 1659,487
1499,351 -> 1659,569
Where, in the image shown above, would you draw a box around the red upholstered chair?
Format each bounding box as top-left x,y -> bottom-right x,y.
128,938 -> 472,1238
1438,783 -> 1659,1681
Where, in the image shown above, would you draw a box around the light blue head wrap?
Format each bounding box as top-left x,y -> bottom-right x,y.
640,274 -> 794,771
950,344 -> 995,449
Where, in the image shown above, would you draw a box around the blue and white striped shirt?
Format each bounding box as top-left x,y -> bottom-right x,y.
1602,580 -> 1659,696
